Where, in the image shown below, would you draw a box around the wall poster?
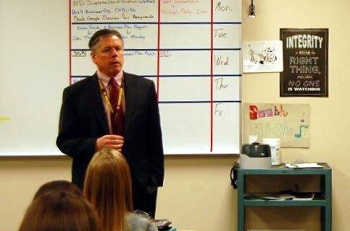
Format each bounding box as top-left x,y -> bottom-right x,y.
243,103 -> 310,148
243,40 -> 283,73
280,28 -> 328,97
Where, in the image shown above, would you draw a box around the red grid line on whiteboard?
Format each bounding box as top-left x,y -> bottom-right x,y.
210,0 -> 214,152
156,0 -> 161,102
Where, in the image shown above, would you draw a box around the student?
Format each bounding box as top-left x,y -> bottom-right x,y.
83,148 -> 158,231
33,180 -> 82,200
18,191 -> 101,231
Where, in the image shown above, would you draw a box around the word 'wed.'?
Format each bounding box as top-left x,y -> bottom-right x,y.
249,105 -> 288,120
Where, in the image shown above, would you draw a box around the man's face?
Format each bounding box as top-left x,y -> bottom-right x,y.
91,35 -> 124,78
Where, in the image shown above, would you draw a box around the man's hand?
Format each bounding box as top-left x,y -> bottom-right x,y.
96,135 -> 124,152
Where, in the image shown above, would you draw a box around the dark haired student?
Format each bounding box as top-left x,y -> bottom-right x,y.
56,29 -> 164,218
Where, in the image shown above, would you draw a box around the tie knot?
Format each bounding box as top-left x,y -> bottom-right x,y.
109,78 -> 118,88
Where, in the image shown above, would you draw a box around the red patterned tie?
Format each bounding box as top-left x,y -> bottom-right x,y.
109,78 -> 124,135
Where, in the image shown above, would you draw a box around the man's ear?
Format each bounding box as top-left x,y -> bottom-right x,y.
91,51 -> 97,64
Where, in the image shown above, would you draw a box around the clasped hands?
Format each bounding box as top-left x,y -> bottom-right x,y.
96,135 -> 124,152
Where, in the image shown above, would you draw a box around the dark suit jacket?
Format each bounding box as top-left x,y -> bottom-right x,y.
56,72 -> 164,191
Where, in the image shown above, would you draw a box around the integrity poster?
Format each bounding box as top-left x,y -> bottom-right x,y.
280,28 -> 328,97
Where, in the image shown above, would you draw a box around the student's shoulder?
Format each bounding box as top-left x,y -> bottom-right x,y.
126,212 -> 157,231
127,212 -> 149,226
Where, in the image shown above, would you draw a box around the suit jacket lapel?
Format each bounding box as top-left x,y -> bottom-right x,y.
90,74 -> 109,134
124,72 -> 138,139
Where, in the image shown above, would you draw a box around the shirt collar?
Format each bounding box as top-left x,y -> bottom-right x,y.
96,70 -> 124,87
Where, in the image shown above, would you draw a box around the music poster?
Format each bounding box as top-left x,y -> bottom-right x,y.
243,103 -> 310,148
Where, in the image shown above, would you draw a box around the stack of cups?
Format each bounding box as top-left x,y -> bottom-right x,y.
262,138 -> 281,165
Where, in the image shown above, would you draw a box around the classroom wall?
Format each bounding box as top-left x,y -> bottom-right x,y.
1,0 -> 350,230
242,0 -> 350,230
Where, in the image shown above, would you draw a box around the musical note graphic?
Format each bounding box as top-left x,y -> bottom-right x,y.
294,124 -> 309,138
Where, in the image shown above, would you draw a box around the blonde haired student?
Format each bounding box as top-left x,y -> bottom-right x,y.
84,148 -> 157,231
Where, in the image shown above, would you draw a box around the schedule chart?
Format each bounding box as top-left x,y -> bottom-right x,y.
70,0 -> 242,154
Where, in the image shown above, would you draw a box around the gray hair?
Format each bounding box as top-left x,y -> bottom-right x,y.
88,29 -> 124,51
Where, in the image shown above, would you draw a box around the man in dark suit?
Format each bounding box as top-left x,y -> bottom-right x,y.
56,29 -> 164,218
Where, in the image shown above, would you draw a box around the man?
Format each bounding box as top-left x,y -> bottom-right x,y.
57,29 -> 164,218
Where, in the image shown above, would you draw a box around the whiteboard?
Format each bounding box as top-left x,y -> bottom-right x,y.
0,0 -> 69,156
0,0 -> 242,156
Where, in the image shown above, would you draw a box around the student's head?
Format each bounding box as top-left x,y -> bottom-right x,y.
83,148 -> 133,231
89,29 -> 124,78
18,191 -> 101,231
33,180 -> 82,200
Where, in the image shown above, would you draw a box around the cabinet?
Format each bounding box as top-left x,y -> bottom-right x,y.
237,163 -> 332,231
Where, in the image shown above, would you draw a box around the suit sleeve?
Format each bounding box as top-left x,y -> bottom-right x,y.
146,82 -> 164,187
56,87 -> 96,163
